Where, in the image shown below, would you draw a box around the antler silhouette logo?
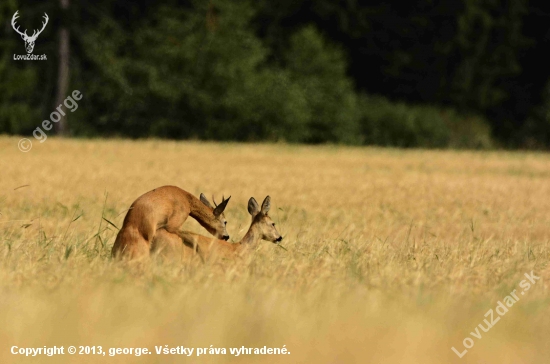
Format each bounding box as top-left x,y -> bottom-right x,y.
11,11 -> 49,54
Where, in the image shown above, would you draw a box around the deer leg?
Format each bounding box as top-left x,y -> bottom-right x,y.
153,228 -> 204,262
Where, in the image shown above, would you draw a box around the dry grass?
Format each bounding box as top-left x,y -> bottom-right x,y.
0,135 -> 549,363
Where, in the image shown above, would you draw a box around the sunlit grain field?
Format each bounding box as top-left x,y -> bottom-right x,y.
1,135 -> 549,363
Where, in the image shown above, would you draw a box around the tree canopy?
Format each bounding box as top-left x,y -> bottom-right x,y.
1,0 -> 550,148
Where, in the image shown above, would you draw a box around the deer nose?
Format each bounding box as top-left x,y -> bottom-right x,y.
222,235 -> 230,241
275,236 -> 283,242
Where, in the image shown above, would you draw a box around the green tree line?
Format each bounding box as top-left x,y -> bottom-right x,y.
1,0 -> 549,148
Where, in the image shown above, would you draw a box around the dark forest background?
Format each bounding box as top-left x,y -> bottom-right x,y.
1,0 -> 550,148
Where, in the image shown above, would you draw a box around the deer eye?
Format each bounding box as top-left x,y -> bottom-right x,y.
272,223 -> 276,226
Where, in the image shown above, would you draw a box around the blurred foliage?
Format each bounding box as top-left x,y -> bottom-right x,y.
0,0 -> 37,134
76,2 -> 348,142
1,0 -> 550,148
522,81 -> 550,149
359,96 -> 493,149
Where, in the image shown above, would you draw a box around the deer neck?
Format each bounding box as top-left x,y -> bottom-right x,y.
189,206 -> 213,225
188,194 -> 215,229
239,222 -> 261,247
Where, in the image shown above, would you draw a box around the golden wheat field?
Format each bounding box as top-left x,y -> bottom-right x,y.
1,135 -> 550,363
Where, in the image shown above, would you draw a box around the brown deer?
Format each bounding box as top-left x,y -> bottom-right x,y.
111,185 -> 230,260
151,196 -> 282,261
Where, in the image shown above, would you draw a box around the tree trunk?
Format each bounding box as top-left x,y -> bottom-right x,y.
54,0 -> 70,135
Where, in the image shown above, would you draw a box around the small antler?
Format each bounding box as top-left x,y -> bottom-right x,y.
30,13 -> 49,40
211,194 -> 228,207
11,11 -> 28,38
212,194 -> 218,207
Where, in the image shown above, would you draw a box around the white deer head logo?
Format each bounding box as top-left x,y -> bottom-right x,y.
11,11 -> 49,54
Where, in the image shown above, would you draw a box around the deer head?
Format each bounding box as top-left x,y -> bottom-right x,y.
247,196 -> 283,243
199,193 -> 231,240
11,11 -> 49,54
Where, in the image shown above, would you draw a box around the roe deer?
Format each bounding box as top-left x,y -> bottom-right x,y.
111,185 -> 231,260
151,196 -> 282,261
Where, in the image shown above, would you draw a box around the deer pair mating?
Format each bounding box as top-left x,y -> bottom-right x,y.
111,186 -> 282,261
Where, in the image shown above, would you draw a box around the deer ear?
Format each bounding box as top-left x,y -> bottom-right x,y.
213,195 -> 230,217
200,193 -> 214,209
261,196 -> 271,215
248,197 -> 260,216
